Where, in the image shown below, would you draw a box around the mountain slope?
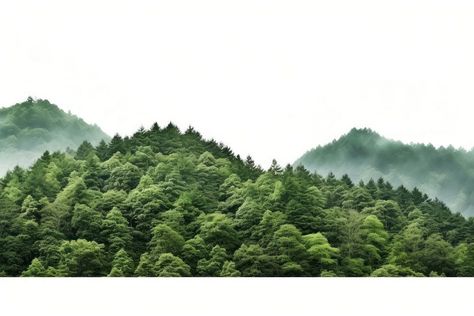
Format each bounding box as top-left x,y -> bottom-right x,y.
0,98 -> 110,174
295,128 -> 474,216
1,123 -> 473,277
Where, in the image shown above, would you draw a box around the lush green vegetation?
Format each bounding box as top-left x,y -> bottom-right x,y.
0,98 -> 109,175
1,123 -> 474,277
295,128 -> 474,217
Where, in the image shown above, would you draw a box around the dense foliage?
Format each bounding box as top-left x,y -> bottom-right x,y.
0,98 -> 109,175
295,128 -> 474,216
1,123 -> 474,277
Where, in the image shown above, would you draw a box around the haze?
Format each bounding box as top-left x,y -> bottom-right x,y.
1,0 -> 474,167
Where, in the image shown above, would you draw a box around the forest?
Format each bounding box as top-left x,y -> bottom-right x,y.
295,128 -> 474,217
0,98 -> 109,175
1,122 -> 474,277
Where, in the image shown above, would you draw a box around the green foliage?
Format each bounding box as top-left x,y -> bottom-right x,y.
303,232 -> 339,275
101,208 -> 132,254
57,239 -> 106,276
0,122 -> 472,277
108,249 -> 134,277
154,253 -> 191,277
22,258 -> 47,277
371,264 -> 423,277
149,224 -> 185,258
219,261 -> 241,277
197,245 -> 228,276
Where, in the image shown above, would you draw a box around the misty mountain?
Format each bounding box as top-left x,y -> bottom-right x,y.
295,128 -> 474,216
0,98 -> 110,175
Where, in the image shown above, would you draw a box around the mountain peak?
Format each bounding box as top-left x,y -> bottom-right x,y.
345,127 -> 382,139
296,128 -> 474,216
0,99 -> 110,175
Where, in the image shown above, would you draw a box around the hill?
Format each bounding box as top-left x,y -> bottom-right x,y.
295,128 -> 474,216
1,123 -> 473,277
0,97 -> 110,175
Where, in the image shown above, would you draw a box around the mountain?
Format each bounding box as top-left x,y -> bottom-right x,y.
0,98 -> 110,175
295,128 -> 474,216
1,123 -> 473,277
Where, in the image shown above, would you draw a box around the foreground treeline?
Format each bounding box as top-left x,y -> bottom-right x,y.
1,123 -> 474,277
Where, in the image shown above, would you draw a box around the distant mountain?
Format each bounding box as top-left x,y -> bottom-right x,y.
0,98 -> 110,174
295,128 -> 474,216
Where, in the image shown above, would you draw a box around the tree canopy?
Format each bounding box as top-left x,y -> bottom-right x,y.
1,122 -> 473,277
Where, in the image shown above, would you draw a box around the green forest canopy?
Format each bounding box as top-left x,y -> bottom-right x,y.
1,123 -> 474,277
295,128 -> 474,217
0,97 -> 110,175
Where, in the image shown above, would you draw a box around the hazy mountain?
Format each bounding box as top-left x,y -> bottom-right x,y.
295,128 -> 474,216
0,98 -> 110,174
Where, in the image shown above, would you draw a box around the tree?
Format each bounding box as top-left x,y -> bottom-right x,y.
371,264 -> 423,277
101,208 -> 132,254
21,195 -> 40,222
233,244 -> 275,277
268,224 -> 308,275
57,239 -> 106,276
269,224 -> 307,262
197,245 -> 228,276
22,258 -> 47,277
234,198 -> 265,239
71,204 -> 103,241
135,252 -> 154,277
149,224 -> 185,258
197,213 -> 240,251
342,187 -> 373,211
388,222 -> 425,273
303,232 -> 339,276
108,249 -> 134,277
75,141 -> 95,160
362,200 -> 404,233
154,253 -> 191,277
360,215 -> 388,268
456,243 -> 474,276
220,261 -> 241,277
418,234 -> 455,276
250,210 -> 287,247
181,236 -> 209,273
106,162 -> 141,192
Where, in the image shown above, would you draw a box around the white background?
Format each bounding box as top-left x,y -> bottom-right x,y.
1,1 -> 473,314
2,1 -> 474,167
0,278 -> 472,315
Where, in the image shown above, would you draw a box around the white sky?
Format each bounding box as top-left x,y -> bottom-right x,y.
1,0 -> 474,167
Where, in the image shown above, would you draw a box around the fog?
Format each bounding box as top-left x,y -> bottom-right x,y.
1,1 -> 474,168
296,129 -> 474,216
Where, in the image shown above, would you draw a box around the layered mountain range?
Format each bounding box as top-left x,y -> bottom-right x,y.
1,100 -> 474,277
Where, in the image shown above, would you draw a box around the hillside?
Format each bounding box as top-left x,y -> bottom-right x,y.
295,128 -> 474,217
0,98 -> 110,175
1,124 -> 473,277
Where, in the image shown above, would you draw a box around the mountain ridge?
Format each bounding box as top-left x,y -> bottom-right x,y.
0,97 -> 110,175
295,128 -> 474,216
1,121 -> 473,277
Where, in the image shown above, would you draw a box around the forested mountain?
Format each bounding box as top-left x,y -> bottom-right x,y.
1,123 -> 474,277
0,98 -> 109,175
295,128 -> 474,217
